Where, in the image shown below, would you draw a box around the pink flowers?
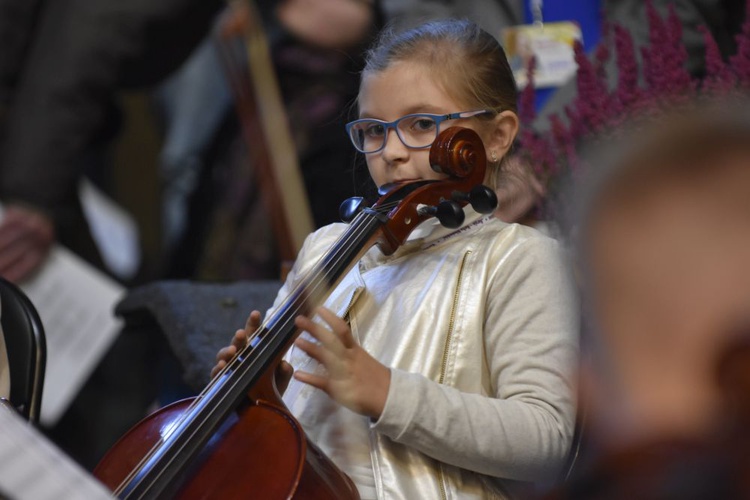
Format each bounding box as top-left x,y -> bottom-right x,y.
700,25 -> 736,94
729,0 -> 750,84
518,0 -> 750,211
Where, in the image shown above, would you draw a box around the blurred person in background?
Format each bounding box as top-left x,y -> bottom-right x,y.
0,0 -> 225,284
551,105 -> 750,498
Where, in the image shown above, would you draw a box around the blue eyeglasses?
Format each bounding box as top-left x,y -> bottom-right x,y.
345,109 -> 493,154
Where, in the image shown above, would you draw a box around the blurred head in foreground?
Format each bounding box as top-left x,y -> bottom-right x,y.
571,103 -> 750,452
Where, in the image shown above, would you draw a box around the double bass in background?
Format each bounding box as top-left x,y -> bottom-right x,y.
93,127 -> 498,499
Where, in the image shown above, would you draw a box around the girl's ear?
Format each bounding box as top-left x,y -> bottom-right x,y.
486,110 -> 519,160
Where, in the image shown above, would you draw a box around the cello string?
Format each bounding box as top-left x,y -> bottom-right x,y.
216,198 -> 402,374
213,199 -> 398,383
116,199 -> 400,495
123,208 -> 385,494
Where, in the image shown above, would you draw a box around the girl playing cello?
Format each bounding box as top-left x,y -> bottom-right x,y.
214,19 -> 577,499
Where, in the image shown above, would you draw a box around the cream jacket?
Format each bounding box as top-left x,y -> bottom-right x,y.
276,209 -> 578,499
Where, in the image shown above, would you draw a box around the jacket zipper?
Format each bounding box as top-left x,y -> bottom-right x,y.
438,464 -> 448,500
438,250 -> 471,500
438,250 -> 471,385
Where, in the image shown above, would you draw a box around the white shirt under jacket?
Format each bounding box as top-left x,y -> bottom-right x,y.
275,207 -> 578,499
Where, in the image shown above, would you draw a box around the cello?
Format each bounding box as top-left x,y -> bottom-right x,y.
93,127 -> 498,499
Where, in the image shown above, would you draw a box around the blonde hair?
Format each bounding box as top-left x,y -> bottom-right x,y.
361,19 -> 518,186
363,19 -> 517,114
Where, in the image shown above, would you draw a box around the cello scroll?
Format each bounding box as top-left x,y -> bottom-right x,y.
369,126 -> 497,251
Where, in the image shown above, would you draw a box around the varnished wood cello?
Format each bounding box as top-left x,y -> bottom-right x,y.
93,127 -> 498,499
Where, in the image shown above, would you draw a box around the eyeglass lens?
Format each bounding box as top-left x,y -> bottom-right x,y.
349,115 -> 439,153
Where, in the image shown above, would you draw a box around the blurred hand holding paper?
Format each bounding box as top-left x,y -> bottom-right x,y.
0,203 -> 125,426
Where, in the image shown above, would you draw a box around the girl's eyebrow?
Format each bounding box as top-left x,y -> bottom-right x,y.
403,104 -> 447,115
359,104 -> 449,120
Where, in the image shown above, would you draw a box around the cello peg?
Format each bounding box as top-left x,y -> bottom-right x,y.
339,197 -> 367,223
419,200 -> 465,228
452,185 -> 498,214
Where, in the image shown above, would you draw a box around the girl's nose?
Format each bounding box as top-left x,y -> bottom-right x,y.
381,128 -> 409,164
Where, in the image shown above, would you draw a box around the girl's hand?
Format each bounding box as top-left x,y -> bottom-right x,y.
293,307 -> 390,419
211,310 -> 259,379
210,311 -> 295,394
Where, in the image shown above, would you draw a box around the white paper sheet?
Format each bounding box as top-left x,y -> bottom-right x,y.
19,245 -> 125,426
0,402 -> 113,499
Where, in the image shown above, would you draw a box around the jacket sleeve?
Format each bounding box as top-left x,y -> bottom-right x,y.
372,235 -> 579,481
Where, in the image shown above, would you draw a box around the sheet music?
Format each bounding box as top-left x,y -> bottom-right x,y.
19,245 -> 125,426
0,402 -> 113,499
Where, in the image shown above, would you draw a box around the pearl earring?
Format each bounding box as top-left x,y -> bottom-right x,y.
491,151 -> 498,163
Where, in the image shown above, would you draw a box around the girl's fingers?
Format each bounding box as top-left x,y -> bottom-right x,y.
317,307 -> 355,348
232,328 -> 249,350
295,314 -> 341,352
212,313 -> 261,379
210,359 -> 227,378
294,336 -> 334,366
216,345 -> 237,362
245,310 -> 262,331
293,370 -> 328,391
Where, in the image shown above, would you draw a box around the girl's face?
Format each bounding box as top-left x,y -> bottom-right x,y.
358,61 -> 506,188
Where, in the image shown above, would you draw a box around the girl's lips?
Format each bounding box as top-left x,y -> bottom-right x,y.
378,178 -> 428,194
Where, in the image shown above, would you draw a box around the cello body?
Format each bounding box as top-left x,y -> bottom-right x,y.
95,374 -> 358,499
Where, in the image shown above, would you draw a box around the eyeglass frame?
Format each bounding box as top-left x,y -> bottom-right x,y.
345,109 -> 494,154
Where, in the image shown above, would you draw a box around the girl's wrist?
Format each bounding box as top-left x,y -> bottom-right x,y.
365,365 -> 391,419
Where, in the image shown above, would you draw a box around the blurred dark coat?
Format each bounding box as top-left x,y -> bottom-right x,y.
0,0 -> 223,261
